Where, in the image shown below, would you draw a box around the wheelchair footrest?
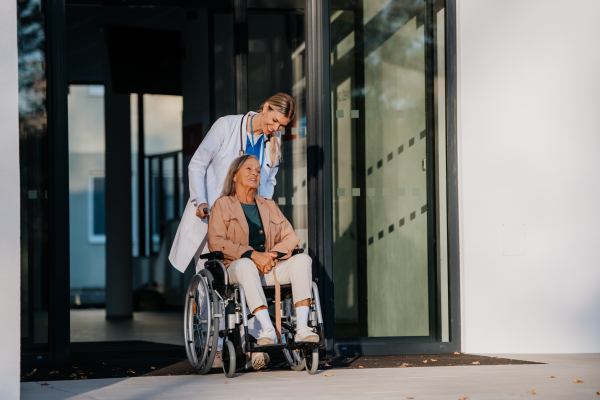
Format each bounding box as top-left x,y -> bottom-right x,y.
289,340 -> 326,351
249,343 -> 287,353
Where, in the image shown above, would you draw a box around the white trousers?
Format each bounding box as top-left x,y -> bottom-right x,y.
227,254 -> 313,312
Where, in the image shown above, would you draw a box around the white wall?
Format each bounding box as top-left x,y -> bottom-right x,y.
458,0 -> 600,353
0,0 -> 21,397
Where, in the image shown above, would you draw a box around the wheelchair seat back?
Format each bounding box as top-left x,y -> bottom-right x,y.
205,260 -> 227,293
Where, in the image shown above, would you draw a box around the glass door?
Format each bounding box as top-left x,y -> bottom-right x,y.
330,0 -> 449,343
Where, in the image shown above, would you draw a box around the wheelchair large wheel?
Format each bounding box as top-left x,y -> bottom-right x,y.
222,340 -> 236,378
305,349 -> 319,375
184,273 -> 219,375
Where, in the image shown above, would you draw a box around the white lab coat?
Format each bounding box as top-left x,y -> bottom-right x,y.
169,112 -> 281,273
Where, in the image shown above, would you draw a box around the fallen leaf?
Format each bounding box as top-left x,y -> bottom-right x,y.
41,383 -> 49,386
423,360 -> 428,364
224,382 -> 228,384
323,374 -> 334,377
29,369 -> 37,376
532,389 -> 537,395
69,373 -> 77,378
431,359 -> 437,362
596,391 -> 599,395
472,361 -> 480,365
358,366 -> 364,368
81,376 -> 88,380
324,363 -> 331,367
151,367 -> 156,370
459,398 -> 467,400
49,371 -> 59,375
407,398 -> 414,399
127,369 -> 135,374
454,351 -> 460,354
550,376 -> 555,378
573,379 -> 584,383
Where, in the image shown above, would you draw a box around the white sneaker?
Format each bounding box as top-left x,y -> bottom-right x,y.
295,326 -> 319,343
257,328 -> 278,345
251,352 -> 270,370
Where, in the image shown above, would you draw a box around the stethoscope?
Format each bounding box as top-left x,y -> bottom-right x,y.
238,113 -> 280,168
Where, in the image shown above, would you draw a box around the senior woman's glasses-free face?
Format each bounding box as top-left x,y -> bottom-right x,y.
233,158 -> 261,190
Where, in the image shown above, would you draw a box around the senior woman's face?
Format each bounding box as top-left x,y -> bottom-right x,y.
233,158 -> 261,190
262,102 -> 291,134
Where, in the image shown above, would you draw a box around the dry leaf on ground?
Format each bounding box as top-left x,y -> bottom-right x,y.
422,360 -> 427,363
407,397 -> 414,399
358,366 -> 364,368
127,369 -> 135,374
69,373 -> 77,378
454,351 -> 460,354
151,367 -> 156,370
224,382 -> 228,384
532,389 -> 537,395
459,397 -> 467,400
573,379 -> 584,383
49,371 -> 58,375
596,391 -> 599,395
472,361 -> 480,365
549,376 -> 555,378
81,376 -> 88,380
431,359 -> 437,362
324,363 -> 331,367
41,383 -> 49,386
324,374 -> 334,377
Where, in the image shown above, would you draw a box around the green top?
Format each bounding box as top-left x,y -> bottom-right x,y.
240,202 -> 286,260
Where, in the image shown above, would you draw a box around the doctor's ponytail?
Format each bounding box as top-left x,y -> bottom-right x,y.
257,93 -> 296,164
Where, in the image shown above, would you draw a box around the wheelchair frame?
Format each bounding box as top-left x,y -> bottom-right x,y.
184,250 -> 326,377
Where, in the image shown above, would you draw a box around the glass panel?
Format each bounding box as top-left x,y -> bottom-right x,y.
330,0 -> 448,339
68,85 -> 107,308
248,11 -> 307,248
18,0 -> 49,346
213,13 -> 236,121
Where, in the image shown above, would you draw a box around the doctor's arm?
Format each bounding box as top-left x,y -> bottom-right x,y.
188,117 -> 229,208
262,136 -> 280,199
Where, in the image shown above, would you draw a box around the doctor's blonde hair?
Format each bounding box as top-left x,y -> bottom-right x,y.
258,93 -> 296,163
221,154 -> 260,197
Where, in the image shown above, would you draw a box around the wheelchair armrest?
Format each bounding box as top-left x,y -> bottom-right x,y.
200,251 -> 224,260
292,248 -> 304,256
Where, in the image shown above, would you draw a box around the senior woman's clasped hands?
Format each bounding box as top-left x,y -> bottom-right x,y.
206,154 -> 319,369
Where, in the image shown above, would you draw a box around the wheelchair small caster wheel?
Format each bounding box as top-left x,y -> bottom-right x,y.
305,349 -> 319,375
223,340 -> 236,378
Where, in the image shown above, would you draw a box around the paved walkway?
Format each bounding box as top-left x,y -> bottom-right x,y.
21,354 -> 600,400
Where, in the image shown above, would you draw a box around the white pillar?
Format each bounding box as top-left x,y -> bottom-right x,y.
0,0 -> 21,397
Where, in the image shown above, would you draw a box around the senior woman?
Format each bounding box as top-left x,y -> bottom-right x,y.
208,154 -> 319,354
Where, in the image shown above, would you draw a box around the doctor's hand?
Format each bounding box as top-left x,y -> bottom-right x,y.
251,251 -> 276,274
195,203 -> 208,219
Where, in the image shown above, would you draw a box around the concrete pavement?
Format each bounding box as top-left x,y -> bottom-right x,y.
21,354 -> 600,399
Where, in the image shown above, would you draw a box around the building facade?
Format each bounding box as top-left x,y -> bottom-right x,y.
2,0 -> 600,397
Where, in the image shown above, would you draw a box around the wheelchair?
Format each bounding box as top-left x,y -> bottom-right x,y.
184,248 -> 326,378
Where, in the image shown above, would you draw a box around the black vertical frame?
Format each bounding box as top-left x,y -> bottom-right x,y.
46,0 -> 70,364
306,0 -> 335,353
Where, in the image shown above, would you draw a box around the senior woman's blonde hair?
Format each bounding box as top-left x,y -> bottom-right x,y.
257,93 -> 296,164
221,154 -> 260,197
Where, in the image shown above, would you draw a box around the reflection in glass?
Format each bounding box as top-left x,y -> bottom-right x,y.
248,11 -> 308,248
18,0 -> 49,346
330,0 -> 448,339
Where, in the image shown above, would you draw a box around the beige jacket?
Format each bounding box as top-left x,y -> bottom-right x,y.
207,195 -> 300,268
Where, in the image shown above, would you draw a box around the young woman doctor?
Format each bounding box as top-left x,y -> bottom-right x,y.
169,92 -> 296,272
168,93 -> 295,370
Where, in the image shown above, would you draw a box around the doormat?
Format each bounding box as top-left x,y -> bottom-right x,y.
21,340 -> 541,382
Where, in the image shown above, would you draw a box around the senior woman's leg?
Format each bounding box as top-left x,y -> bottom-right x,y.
227,258 -> 278,347
262,254 -> 319,342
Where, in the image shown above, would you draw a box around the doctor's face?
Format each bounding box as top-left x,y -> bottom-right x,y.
234,158 -> 261,191
262,102 -> 291,134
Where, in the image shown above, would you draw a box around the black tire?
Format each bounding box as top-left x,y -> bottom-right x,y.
184,272 -> 220,375
222,340 -> 236,378
305,349 -> 319,375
